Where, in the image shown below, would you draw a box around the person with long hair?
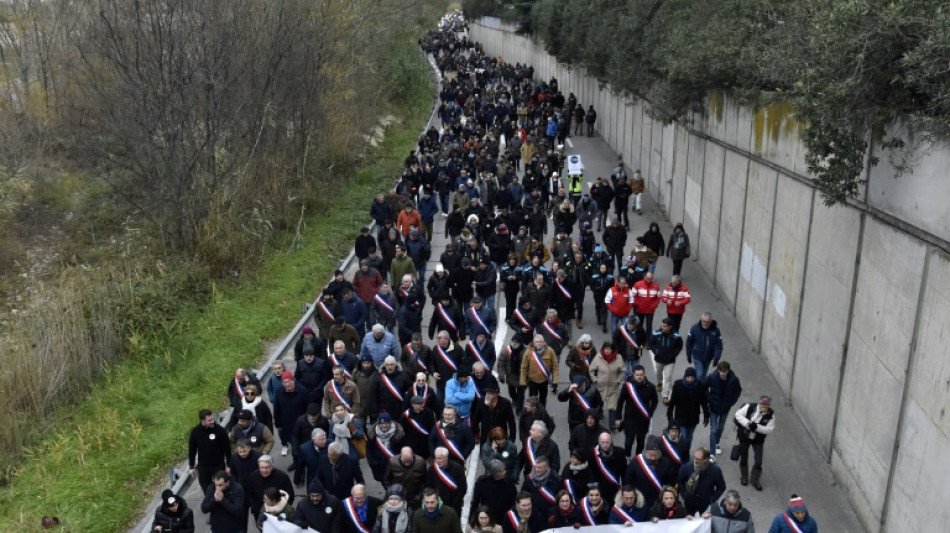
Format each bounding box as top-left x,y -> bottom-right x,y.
547,490 -> 579,528
649,486 -> 691,522
468,505 -> 503,533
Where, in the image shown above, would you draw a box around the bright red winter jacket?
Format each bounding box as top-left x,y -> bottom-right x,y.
661,282 -> 691,315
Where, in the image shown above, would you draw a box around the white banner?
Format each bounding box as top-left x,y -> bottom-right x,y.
262,519 -> 319,533
544,521 -> 710,533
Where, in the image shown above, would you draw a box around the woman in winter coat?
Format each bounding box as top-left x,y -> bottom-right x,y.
560,448 -> 593,501
152,489 -> 195,533
649,487 -> 691,522
256,487 -> 294,531
589,341 -> 626,428
641,222 -> 666,271
373,484 -> 413,533
328,403 -> 365,460
666,223 -> 691,276
480,426 -> 520,483
366,413 -> 405,482
547,490 -> 580,528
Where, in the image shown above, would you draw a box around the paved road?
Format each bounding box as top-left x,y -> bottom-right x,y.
143,67 -> 863,533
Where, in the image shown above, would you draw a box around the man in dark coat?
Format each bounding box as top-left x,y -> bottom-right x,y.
316,441 -> 365,500
567,408 -> 609,455
471,386 -> 517,443
338,484 -> 382,533
402,395 -> 436,459
666,366 -> 709,449
273,371 -> 311,458
245,456 -> 294,524
501,492 -> 547,533
428,405 -> 475,466
471,459 -> 518,524
385,447 -> 428,508
293,479 -> 342,533
412,488 -> 463,533
200,471 -> 246,533
427,446 -> 467,512
624,436 -> 678,508
706,361 -> 742,458
676,448 -> 726,515
590,431 -> 627,503
188,409 -> 232,494
615,365 -> 658,456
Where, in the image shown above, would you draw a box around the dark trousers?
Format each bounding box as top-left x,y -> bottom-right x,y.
508,384 -> 526,415
738,439 -> 765,470
197,465 -> 223,494
635,312 -> 655,335
667,312 -> 684,332
671,259 -> 684,276
614,201 -> 630,229
575,290 -> 586,320
623,424 -> 649,457
587,122 -> 595,136
528,380 -> 548,406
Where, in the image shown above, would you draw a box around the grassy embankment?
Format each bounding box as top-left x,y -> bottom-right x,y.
0,39 -> 435,533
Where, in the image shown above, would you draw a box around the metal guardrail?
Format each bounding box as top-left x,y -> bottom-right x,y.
136,43 -> 445,533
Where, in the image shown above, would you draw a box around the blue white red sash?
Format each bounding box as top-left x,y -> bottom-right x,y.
437,303 -> 457,331
467,341 -> 489,368
625,381 -> 650,419
403,409 -> 429,435
578,353 -> 591,371
635,454 -> 663,492
564,479 -> 577,502
534,480 -> 556,504
406,344 -> 427,371
506,511 -> 521,531
331,381 -> 352,411
436,424 -> 465,462
234,378 -> 245,399
661,435 -> 682,465
433,463 -> 459,490
330,354 -> 352,378
472,380 -> 483,399
513,309 -> 532,329
572,389 -> 591,410
317,301 -> 335,322
525,438 -> 540,468
620,326 -> 639,350
413,383 -> 429,402
593,447 -> 621,486
436,345 -> 458,372
399,287 -> 409,298
380,373 -> 403,402
555,281 -> 573,300
611,506 -> 636,524
468,307 -> 490,335
343,497 -> 370,533
374,437 -> 395,459
580,497 -> 598,525
542,321 -> 563,342
374,293 -> 395,313
783,513 -> 805,533
530,350 -> 550,380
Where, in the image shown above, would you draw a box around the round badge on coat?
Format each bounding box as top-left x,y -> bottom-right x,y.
250,436 -> 258,444
209,434 -> 216,440
325,507 -> 333,514
502,451 -> 509,458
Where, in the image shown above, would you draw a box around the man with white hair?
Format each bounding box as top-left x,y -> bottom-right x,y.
316,441 -> 364,500
519,420 -> 560,477
245,455 -> 294,524
426,446 -> 467,511
298,427 -> 328,488
374,355 -> 412,417
360,323 -> 400,368
428,405 -> 475,466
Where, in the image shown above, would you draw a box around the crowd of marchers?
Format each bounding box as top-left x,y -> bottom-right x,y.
161,13 -> 819,533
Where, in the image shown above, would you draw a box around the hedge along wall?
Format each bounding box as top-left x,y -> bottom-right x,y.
471,17 -> 950,533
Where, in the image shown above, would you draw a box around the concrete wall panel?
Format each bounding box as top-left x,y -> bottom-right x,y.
650,119 -> 664,207
715,151 -> 749,308
661,123 -> 675,218
698,143 -> 725,275
834,219 -> 926,529
684,133 -> 706,241
792,202 -> 860,453
735,162 -> 777,347
670,126 -> 689,226
759,178 -> 812,391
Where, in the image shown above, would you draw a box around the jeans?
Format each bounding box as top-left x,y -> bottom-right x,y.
709,411 -> 728,452
624,357 -> 641,381
680,424 -> 696,449
610,314 -> 627,336
693,359 -> 710,383
439,192 -> 450,214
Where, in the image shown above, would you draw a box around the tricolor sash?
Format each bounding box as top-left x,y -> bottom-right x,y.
472,380 -> 483,399
374,293 -> 395,313
433,463 -> 459,490
564,479 -> 577,502
530,350 -> 550,380
506,511 -> 521,531
635,454 -> 663,492
542,321 -> 563,342
436,345 -> 458,372
343,498 -> 370,533
535,482 -> 556,504
580,497 -> 598,525
468,307 -> 490,334
578,353 -> 591,371
620,326 -> 639,351
555,281 -> 573,300
611,506 -> 636,524
374,437 -> 395,459
380,373 -> 403,402
330,354 -> 352,378
331,381 -> 352,411
661,435 -> 682,465
436,424 -> 465,462
413,383 -> 430,402
525,438 -> 540,468
467,341 -> 489,368
625,381 -> 650,419
234,378 -> 245,399
399,287 -> 409,298
572,389 -> 591,410
513,309 -> 532,330
437,303 -> 458,331
783,513 -> 805,533
317,301 -> 335,322
403,409 -> 429,435
593,447 -> 621,487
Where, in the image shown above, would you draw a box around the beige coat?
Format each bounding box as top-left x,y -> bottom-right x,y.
589,352 -> 625,410
520,346 -> 559,386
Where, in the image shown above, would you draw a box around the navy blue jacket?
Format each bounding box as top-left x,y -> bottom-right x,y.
705,370 -> 742,415
685,321 -> 723,365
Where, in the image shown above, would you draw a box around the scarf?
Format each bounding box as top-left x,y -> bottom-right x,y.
685,469 -> 702,494
331,413 -> 353,454
376,423 -> 398,446
569,461 -> 588,473
600,347 -> 618,364
662,504 -> 679,520
381,505 -> 410,533
682,378 -> 698,390
530,468 -> 551,486
559,504 -> 575,517
263,490 -> 290,514
242,395 -> 262,412
424,506 -> 442,523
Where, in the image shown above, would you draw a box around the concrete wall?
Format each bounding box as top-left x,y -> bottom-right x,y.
471,20 -> 950,533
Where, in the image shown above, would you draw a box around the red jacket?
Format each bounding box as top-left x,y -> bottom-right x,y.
633,280 -> 661,314
353,268 -> 383,304
605,283 -> 634,318
661,282 -> 691,315
396,209 -> 423,237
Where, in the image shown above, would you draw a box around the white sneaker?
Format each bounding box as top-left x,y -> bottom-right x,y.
716,447 -> 722,455
281,446 -> 288,456
709,455 -> 716,464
